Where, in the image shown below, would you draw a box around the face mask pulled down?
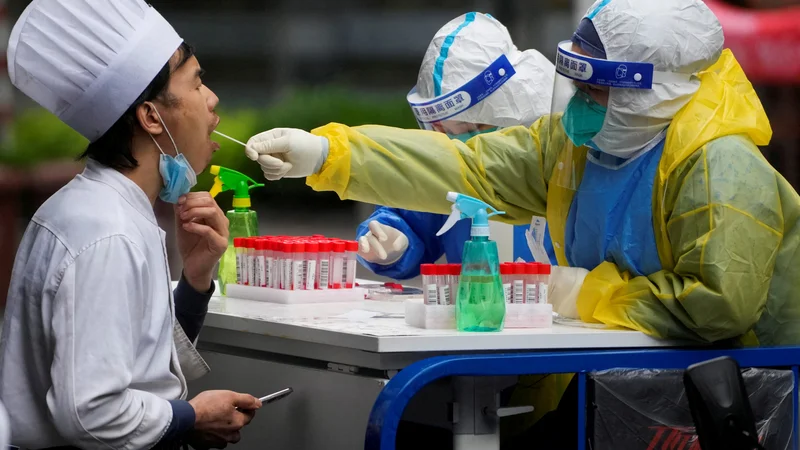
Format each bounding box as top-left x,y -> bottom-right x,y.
148,106 -> 197,204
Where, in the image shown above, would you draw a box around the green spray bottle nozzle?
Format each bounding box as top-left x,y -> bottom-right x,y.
209,165 -> 264,209
436,192 -> 505,237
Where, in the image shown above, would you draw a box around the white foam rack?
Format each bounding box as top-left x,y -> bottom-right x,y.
404,298 -> 553,330
225,284 -> 369,304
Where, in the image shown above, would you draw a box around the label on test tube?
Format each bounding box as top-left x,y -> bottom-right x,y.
265,241 -> 274,288
436,266 -> 450,305
538,264 -> 551,304
293,242 -> 305,290
513,263 -> 525,304
318,241 -> 331,290
305,241 -> 319,290
421,264 -> 438,305
234,238 -> 244,285
525,263 -> 538,304
247,238 -> 256,286
500,263 -> 513,304
282,243 -> 292,290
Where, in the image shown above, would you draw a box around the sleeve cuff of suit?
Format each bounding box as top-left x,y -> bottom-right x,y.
161,400 -> 196,443
174,272 -> 214,316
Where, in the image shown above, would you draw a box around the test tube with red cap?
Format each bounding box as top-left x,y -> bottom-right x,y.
246,238 -> 259,286
265,240 -> 275,288
281,242 -> 293,290
254,239 -> 267,288
500,263 -> 513,303
421,264 -> 438,305
512,263 -> 525,304
331,242 -> 346,289
291,242 -> 306,290
525,263 -> 539,304
344,241 -> 359,288
434,265 -> 449,305
448,264 -> 461,305
233,238 -> 245,285
538,264 -> 551,304
318,240 -> 332,289
305,241 -> 319,290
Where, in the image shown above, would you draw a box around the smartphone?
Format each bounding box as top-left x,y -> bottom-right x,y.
259,387 -> 293,404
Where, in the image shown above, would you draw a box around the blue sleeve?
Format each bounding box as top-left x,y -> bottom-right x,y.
173,273 -> 214,343
356,206 -> 446,280
159,400 -> 195,444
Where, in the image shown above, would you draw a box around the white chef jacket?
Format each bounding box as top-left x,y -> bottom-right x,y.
0,159 -> 207,449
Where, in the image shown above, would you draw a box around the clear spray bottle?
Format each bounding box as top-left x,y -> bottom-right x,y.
437,192 -> 506,332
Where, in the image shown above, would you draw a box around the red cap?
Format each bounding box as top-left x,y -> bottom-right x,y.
293,242 -> 306,252
312,234 -> 325,239
513,263 -> 526,274
319,240 -> 333,252
256,239 -> 269,251
346,240 -> 359,252
539,264 -> 552,275
333,242 -> 346,253
500,263 -> 513,275
280,242 -> 292,253
246,237 -> 258,249
525,262 -> 539,275
420,264 -> 436,276
448,264 -> 462,275
305,241 -> 319,252
233,237 -> 244,247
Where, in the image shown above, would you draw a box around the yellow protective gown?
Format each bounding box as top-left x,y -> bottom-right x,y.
309,50 -> 797,346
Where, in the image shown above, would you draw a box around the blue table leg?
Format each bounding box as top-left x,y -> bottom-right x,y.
364,347 -> 800,450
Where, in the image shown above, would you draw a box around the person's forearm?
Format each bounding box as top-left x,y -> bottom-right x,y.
174,272 -> 214,342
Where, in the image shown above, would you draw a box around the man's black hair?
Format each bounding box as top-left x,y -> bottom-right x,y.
79,42 -> 196,171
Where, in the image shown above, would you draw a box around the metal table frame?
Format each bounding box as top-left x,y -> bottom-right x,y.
365,346 -> 800,450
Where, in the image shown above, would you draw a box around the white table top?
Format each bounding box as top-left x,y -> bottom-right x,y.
203,293 -> 684,354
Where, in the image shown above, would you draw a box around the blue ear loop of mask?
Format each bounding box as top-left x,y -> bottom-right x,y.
561,89 -> 607,147
148,106 -> 198,204
450,126 -> 499,143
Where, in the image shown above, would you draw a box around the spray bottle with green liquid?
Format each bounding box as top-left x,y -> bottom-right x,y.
209,165 -> 263,294
437,192 -> 506,332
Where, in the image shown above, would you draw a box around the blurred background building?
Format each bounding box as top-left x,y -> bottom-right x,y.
0,0 -> 798,303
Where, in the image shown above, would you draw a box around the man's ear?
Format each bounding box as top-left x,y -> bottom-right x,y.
136,101 -> 164,136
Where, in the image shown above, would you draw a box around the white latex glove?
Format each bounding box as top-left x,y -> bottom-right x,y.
358,221 -> 409,265
549,266 -> 590,320
245,128 -> 328,180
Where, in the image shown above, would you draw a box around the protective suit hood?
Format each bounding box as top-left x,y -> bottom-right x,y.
415,12 -> 567,128
586,0 -> 725,157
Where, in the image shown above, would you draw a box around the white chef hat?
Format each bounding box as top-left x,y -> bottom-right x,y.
7,0 -> 183,142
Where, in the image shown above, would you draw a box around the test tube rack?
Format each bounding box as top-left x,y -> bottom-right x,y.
226,284 -> 369,304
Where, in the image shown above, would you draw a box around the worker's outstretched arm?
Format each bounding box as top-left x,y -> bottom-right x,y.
246,118 -> 565,225
577,138 -> 781,344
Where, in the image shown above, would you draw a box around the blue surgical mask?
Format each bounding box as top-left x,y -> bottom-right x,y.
562,90 -> 607,147
148,106 -> 198,204
449,126 -> 499,143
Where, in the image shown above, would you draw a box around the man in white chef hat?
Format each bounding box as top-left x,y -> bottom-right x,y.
0,1 -> 262,449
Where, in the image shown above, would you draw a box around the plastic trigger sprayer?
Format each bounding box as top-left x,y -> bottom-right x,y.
209,165 -> 264,295
437,192 -> 506,332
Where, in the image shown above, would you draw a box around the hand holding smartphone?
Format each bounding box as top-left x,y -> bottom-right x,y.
259,387 -> 293,404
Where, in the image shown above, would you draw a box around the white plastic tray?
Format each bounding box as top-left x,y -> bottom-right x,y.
225,284 -> 368,304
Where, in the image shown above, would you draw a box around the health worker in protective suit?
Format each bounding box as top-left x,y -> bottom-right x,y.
246,0 -> 799,348
356,12 -> 560,279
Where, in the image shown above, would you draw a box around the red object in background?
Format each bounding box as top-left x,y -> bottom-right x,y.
705,0 -> 800,84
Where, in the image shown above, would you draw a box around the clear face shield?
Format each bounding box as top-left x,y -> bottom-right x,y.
549,40 -> 690,188
407,55 -> 515,141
